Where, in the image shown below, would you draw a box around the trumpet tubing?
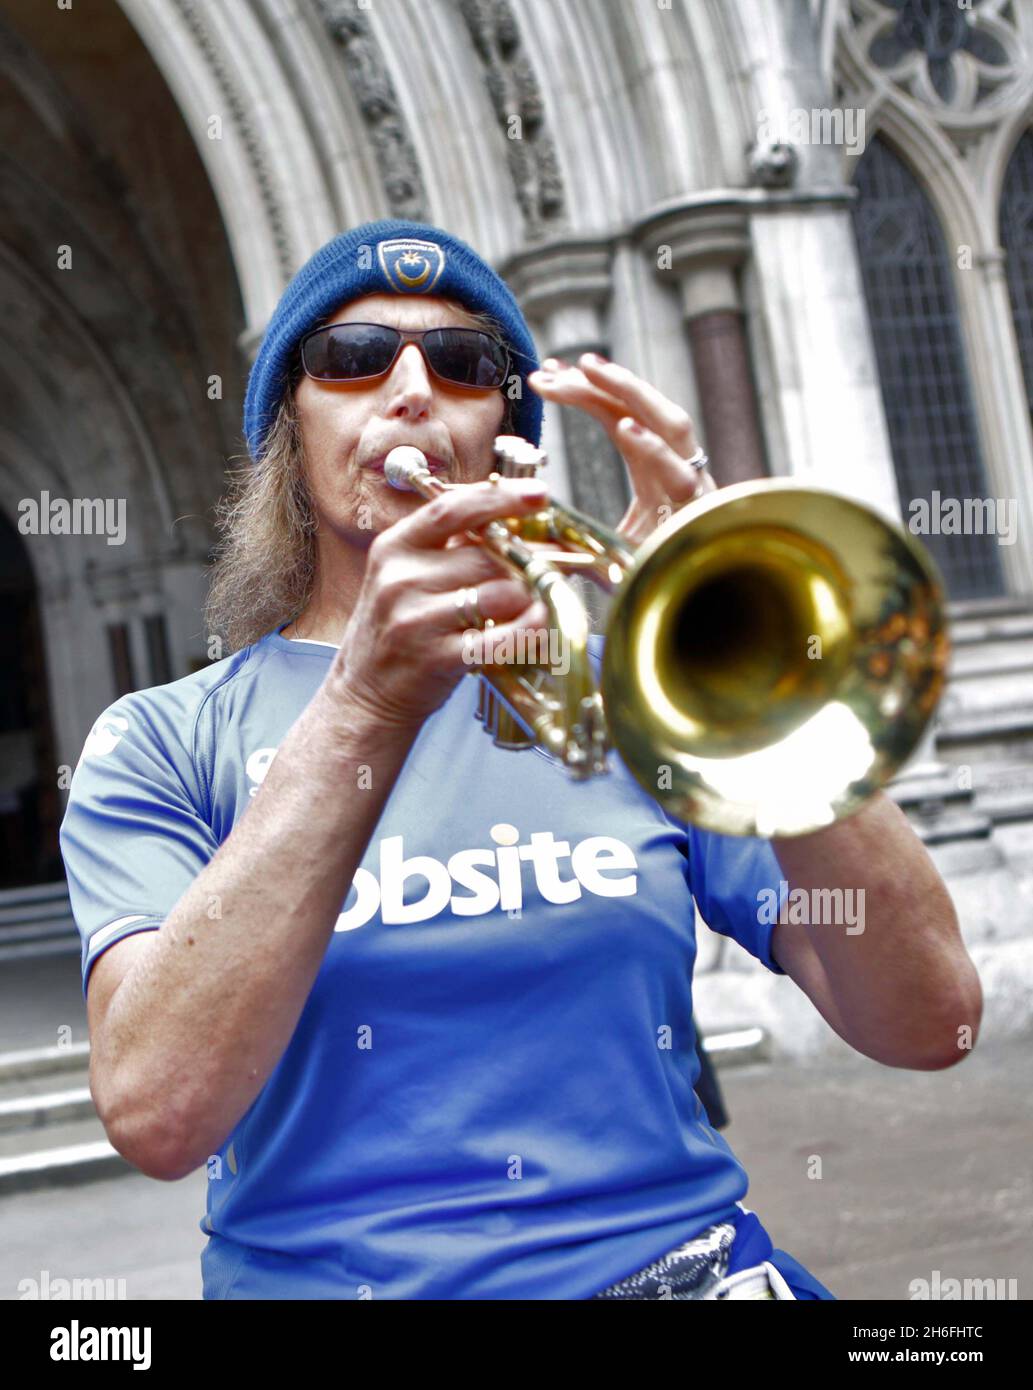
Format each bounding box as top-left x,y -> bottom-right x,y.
384,440 -> 949,839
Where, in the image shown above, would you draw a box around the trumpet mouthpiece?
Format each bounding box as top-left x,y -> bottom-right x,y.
385,446 -> 429,490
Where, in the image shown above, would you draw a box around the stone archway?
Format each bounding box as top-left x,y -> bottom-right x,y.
0,0 -> 248,885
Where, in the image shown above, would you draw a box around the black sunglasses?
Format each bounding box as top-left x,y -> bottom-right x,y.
298,322 -> 512,390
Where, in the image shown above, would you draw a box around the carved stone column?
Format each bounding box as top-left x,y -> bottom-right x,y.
502,237 -> 628,526
503,237 -> 627,630
633,205 -> 766,488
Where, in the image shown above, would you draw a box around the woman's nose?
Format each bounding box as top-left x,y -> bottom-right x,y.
386,342 -> 433,415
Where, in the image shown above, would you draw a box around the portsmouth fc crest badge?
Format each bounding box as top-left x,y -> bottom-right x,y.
377,238 -> 446,294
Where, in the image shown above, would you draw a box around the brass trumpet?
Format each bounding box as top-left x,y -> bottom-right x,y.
385,438 -> 949,838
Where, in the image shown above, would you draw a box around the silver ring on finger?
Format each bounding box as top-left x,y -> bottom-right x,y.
683,445 -> 709,473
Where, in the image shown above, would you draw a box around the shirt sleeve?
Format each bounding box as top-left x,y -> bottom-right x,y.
685,824 -> 788,975
59,686 -> 219,1000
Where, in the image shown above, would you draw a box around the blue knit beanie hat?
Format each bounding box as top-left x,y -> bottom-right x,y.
243,218 -> 543,461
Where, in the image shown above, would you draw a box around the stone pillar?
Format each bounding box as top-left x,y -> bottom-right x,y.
633,205 -> 767,487
962,247 -> 1033,598
686,312 -> 767,488
502,237 -> 627,630
502,237 -> 628,527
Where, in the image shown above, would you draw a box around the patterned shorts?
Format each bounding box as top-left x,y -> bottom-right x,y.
590,1221 -> 791,1300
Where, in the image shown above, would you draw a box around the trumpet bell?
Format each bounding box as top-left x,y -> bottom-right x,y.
601,480 -> 950,838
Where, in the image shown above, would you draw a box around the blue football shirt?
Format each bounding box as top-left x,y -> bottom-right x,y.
59,625 -> 834,1299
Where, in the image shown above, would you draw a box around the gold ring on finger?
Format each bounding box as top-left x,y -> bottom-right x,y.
455,586 -> 485,631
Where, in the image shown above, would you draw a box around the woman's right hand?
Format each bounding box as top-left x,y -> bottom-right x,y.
329,476 -> 552,732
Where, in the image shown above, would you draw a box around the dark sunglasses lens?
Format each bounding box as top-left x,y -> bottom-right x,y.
425,329 -> 507,387
302,325 -> 398,379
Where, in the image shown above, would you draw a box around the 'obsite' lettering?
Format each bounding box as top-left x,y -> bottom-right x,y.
335,824 -> 639,931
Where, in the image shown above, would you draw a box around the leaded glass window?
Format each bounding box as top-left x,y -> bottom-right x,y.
851,135 -> 1004,598
1001,130 -> 1033,423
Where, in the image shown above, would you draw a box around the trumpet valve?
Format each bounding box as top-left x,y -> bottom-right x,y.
493,435 -> 547,479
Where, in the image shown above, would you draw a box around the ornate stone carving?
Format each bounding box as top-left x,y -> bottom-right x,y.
456,0 -> 567,240
171,0 -> 296,281
314,0 -> 429,220
847,0 -> 1021,116
746,137 -> 801,189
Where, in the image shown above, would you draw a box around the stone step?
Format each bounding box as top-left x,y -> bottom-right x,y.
0,1084 -> 95,1134
0,903 -> 74,931
937,707 -> 1033,745
0,1041 -> 129,1193
967,763 -> 1033,824
0,935 -> 79,964
971,761 -> 1033,789
907,809 -> 993,845
0,1116 -> 129,1195
0,1112 -> 110,1156
949,638 -> 1033,680
0,880 -> 72,926
910,606 -> 1033,788
977,790 -> 1033,824
890,754 -> 1033,833
888,766 -> 970,807
0,1043 -> 97,1136
0,880 -> 77,964
702,1026 -> 770,1067
0,880 -> 72,908
947,597 -> 1033,616
0,1065 -> 91,1107
0,914 -> 75,943
0,1042 -> 91,1083
938,669 -> 1033,720
946,600 -> 1033,646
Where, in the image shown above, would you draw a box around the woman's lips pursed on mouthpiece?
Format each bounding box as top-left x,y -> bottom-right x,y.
366,454 -> 448,474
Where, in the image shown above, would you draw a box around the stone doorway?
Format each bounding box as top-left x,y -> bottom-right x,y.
0,509 -> 61,889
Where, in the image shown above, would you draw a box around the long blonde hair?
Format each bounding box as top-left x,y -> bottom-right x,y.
204,307 -> 520,654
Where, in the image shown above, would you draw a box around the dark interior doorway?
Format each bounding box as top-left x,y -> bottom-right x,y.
0,508 -> 61,889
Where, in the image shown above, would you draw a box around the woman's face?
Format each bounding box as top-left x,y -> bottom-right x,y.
294,292 -> 509,547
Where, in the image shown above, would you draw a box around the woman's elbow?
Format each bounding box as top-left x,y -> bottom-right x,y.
914,965 -> 984,1070
93,1071 -> 199,1182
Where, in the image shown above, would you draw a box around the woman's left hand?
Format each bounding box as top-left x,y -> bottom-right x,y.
527,352 -> 717,549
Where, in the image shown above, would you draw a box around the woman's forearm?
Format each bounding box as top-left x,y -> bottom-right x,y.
771,792 -> 982,1068
95,671 -> 422,1179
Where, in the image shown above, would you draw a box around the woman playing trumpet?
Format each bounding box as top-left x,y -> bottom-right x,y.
60,220 -> 980,1301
